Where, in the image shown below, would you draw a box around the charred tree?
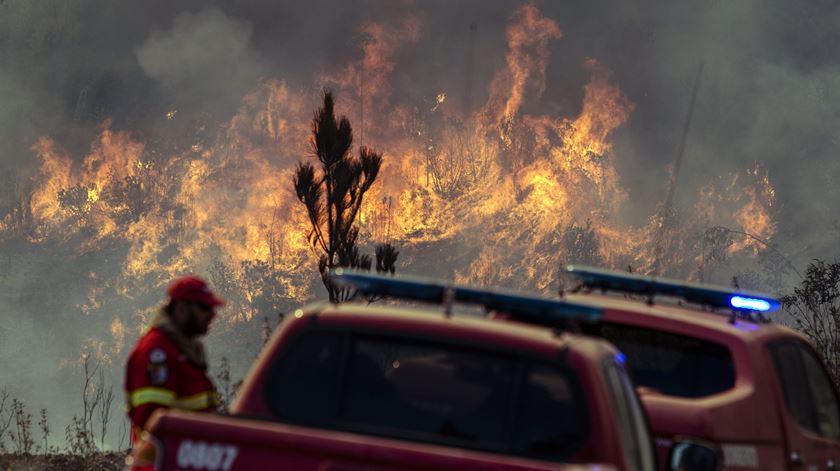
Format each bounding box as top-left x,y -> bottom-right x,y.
294,91 -> 398,303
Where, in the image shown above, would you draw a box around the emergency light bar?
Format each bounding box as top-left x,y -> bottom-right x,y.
331,269 -> 603,326
565,265 -> 780,313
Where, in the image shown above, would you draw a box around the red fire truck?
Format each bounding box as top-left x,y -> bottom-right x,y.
129,271 -> 716,471
506,266 -> 840,471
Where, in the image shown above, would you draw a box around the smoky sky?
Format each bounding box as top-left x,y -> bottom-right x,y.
2,0 -> 839,263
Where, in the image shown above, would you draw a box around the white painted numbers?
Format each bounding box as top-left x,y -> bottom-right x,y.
176,440 -> 239,471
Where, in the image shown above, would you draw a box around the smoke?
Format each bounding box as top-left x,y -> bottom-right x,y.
135,8 -> 262,116
1,0 -> 839,450
539,0 -> 840,258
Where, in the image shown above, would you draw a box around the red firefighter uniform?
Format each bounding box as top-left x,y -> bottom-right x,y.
125,326 -> 218,441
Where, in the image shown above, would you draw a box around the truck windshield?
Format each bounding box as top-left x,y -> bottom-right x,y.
584,322 -> 735,398
266,331 -> 589,462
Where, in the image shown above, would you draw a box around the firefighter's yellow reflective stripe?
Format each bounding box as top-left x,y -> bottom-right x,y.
127,387 -> 175,407
174,391 -> 213,410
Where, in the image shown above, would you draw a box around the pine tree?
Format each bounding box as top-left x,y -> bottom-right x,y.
294,91 -> 398,302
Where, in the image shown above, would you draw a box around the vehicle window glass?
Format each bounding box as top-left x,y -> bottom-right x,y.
769,342 -> 818,433
265,331 -> 344,424
604,361 -> 656,471
338,336 -> 589,461
512,363 -> 588,460
340,337 -> 516,448
799,344 -> 840,438
585,323 -> 735,398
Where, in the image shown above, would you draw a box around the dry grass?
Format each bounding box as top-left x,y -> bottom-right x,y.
0,452 -> 126,471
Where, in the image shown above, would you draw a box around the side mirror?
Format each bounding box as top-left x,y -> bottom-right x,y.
669,439 -> 721,471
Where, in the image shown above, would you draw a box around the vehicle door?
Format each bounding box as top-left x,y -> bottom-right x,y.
602,359 -> 657,471
768,339 -> 840,470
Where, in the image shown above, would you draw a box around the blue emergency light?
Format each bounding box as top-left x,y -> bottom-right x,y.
565,265 -> 780,313
729,296 -> 773,312
331,269 -> 603,326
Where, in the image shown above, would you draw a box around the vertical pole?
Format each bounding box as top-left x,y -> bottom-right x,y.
652,61 -> 704,275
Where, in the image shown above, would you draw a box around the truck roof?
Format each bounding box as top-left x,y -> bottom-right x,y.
562,292 -> 804,344
300,301 -> 617,357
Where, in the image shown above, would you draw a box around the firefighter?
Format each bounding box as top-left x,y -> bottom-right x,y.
124,275 -> 224,443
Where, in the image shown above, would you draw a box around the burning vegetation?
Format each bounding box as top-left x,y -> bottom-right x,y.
0,4 -> 778,342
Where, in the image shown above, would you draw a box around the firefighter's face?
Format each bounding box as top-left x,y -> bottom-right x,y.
190,302 -> 216,335
173,301 -> 216,337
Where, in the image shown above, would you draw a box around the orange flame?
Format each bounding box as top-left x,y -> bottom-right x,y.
731,164 -> 777,253
482,4 -> 562,139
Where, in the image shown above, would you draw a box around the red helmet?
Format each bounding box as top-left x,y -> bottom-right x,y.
167,275 -> 225,307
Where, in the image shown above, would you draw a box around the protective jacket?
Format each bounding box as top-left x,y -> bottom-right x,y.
125,317 -> 217,441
